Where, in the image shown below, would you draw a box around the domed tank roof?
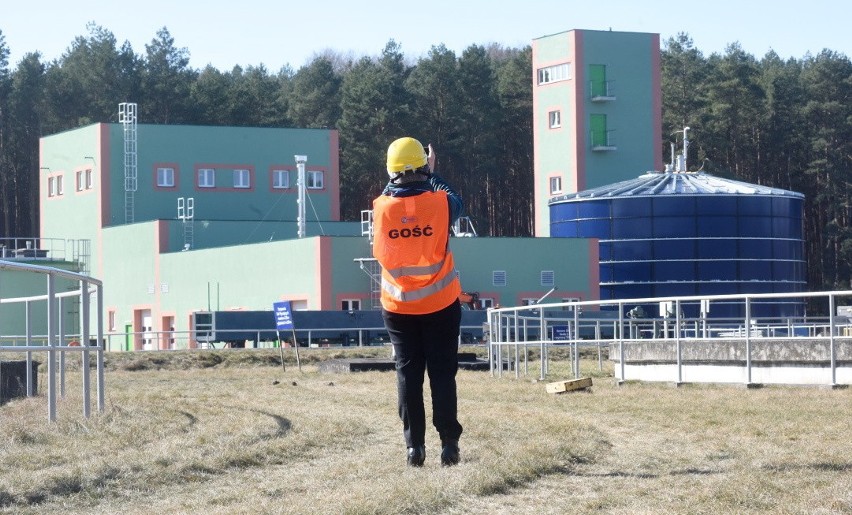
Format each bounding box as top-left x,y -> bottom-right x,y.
550,171 -> 804,203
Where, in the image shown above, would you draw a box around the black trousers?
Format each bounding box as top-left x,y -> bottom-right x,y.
383,300 -> 463,448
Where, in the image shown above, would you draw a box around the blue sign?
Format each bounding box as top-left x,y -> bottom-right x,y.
273,301 -> 295,330
552,325 -> 570,341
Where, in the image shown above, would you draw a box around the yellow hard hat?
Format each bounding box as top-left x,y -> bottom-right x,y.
386,137 -> 427,173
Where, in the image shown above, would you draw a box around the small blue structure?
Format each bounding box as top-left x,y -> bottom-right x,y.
549,171 -> 806,319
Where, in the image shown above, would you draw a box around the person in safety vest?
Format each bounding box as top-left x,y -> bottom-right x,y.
373,136 -> 464,467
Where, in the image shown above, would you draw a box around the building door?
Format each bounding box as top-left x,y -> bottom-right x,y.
162,316 -> 175,350
124,324 -> 133,352
141,310 -> 153,350
589,64 -> 607,97
590,114 -> 608,147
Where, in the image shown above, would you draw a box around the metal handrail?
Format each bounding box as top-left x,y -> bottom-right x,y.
487,290 -> 851,387
0,259 -> 104,422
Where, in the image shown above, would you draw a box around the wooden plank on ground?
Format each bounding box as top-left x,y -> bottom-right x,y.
545,377 -> 592,394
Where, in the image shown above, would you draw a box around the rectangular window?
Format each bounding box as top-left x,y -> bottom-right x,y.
521,298 -> 538,306
157,167 -> 175,187
108,310 -> 116,331
272,169 -> 290,189
549,110 -> 561,128
549,176 -> 562,195
56,175 -> 64,195
233,169 -> 251,189
85,169 -> 93,189
48,177 -> 56,197
198,168 -> 215,188
492,270 -> 507,287
561,297 -> 580,312
541,270 -> 555,287
480,298 -> 495,309
537,63 -> 571,85
307,170 -> 324,189
76,171 -> 84,191
341,299 -> 361,311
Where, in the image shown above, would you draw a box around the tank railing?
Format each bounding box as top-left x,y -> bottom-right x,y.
487,290 -> 852,386
0,260 -> 105,422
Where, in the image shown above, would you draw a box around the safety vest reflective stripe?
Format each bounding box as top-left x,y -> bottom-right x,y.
381,269 -> 458,302
385,259 -> 446,279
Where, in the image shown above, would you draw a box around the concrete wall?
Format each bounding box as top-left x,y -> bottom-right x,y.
610,339 -> 852,386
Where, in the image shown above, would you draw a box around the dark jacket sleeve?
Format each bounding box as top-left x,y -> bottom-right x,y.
428,173 -> 464,224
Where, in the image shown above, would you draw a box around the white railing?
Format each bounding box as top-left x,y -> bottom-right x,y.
95,322 -> 487,351
0,260 -> 105,422
487,290 -> 851,387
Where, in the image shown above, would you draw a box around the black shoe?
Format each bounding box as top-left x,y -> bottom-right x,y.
440,440 -> 460,466
407,445 -> 425,467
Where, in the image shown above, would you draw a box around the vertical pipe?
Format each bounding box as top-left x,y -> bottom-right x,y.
488,311 -> 496,377
617,301 -> 625,384
296,155 -> 307,238
675,299 -> 682,384
513,311 -> 519,379
573,304 -> 580,379
47,274 -> 57,422
25,301 -> 33,396
97,283 -> 105,413
539,306 -> 545,381
522,318 -> 528,376
829,293 -> 837,386
745,297 -> 752,385
81,280 -> 91,418
58,296 -> 66,398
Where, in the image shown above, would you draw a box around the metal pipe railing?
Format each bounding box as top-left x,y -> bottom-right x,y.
487,290 -> 852,387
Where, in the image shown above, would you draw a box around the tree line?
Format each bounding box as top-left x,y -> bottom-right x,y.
0,26 -> 849,290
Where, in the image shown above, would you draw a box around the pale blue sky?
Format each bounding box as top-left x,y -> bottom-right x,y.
1,0 -> 849,71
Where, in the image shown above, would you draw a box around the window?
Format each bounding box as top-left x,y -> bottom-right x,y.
561,297 -> 580,312
85,169 -> 93,189
307,170 -> 324,189
56,175 -> 64,195
157,167 -> 175,187
76,171 -> 84,191
549,110 -> 561,128
48,177 -> 56,197
272,169 -> 289,189
521,298 -> 539,306
550,176 -> 562,195
492,270 -> 507,286
537,63 -> 571,85
108,310 -> 116,331
341,299 -> 361,311
198,168 -> 215,188
233,169 -> 251,189
480,298 -> 495,309
541,270 -> 555,287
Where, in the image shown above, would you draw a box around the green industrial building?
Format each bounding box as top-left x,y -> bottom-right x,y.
18,28 -> 664,350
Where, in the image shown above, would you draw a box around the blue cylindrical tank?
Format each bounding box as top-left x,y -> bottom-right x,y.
549,171 -> 806,319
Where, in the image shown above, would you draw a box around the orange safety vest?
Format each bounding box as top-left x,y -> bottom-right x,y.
372,191 -> 462,314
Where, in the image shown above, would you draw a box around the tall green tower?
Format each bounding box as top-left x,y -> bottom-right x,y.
532,29 -> 663,236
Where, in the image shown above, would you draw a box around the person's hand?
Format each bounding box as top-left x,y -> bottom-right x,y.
426,143 -> 436,171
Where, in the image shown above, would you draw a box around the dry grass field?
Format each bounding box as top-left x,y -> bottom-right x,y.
0,347 -> 849,514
